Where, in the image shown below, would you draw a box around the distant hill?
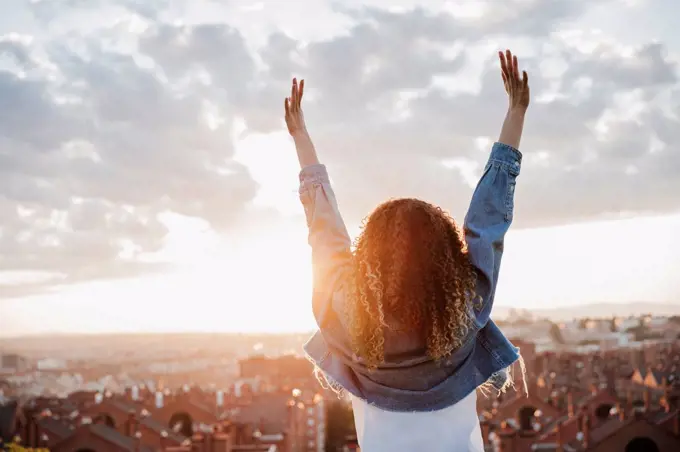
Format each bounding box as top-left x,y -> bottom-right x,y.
493,302 -> 680,321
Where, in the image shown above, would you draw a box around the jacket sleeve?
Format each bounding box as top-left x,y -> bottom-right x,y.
463,142 -> 522,328
299,164 -> 353,329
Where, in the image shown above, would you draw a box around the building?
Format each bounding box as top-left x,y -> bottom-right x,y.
1,354 -> 30,373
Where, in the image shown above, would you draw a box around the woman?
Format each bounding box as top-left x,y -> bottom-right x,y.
285,50 -> 530,451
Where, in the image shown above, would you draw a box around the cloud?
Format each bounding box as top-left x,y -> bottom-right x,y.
0,0 -> 678,298
239,3 -> 680,227
0,6 -> 260,297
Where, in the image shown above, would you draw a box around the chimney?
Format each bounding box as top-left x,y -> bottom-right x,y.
132,385 -> 139,401
660,397 -> 670,413
567,392 -> 574,418
583,415 -> 591,449
160,430 -> 168,451
125,412 -> 138,437
258,417 -> 266,437
26,414 -> 38,447
191,433 -> 206,452
23,412 -> 30,445
34,418 -> 42,449
556,420 -> 563,452
497,435 -> 505,452
164,388 -> 173,405
134,431 -> 142,452
550,391 -> 560,409
634,407 -> 645,421
606,371 -> 616,393
216,390 -> 224,408
156,391 -> 164,409
212,432 -> 231,452
643,388 -> 650,412
499,430 -> 515,452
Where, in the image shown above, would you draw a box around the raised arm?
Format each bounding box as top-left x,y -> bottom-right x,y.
464,50 -> 530,328
285,78 -> 352,329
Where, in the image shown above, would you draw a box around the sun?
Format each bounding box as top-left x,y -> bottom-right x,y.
177,218 -> 316,333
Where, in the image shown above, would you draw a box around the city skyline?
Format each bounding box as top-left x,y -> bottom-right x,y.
1,0 -> 679,336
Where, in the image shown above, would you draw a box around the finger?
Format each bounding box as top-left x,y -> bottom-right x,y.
291,78 -> 297,111
285,97 -> 290,117
499,51 -> 509,80
298,79 -> 305,107
507,50 -> 516,82
513,55 -> 519,81
522,70 -> 528,89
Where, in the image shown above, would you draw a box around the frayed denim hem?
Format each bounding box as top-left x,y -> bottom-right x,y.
478,352 -> 528,398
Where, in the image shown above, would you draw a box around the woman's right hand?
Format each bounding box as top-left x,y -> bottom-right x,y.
499,50 -> 530,111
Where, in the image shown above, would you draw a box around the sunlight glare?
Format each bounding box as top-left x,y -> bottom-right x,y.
233,129 -> 302,216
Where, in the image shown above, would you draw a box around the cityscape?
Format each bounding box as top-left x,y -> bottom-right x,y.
1,0 -> 680,451
1,308 -> 679,451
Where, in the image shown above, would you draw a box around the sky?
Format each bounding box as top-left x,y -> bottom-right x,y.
0,0 -> 679,337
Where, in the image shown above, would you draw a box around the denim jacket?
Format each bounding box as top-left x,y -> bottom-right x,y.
299,142 -> 523,412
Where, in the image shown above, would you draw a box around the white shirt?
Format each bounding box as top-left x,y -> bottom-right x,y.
351,390 -> 484,452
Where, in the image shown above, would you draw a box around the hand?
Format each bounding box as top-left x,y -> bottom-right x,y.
284,78 -> 307,137
499,50 -> 530,111
285,78 -> 319,167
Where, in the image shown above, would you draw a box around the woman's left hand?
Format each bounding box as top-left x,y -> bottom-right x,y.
285,78 -> 307,137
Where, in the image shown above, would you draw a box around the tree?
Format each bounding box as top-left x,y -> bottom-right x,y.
610,317 -> 618,332
549,322 -> 565,344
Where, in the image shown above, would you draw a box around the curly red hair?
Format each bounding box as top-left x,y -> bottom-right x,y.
344,198 -> 479,369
